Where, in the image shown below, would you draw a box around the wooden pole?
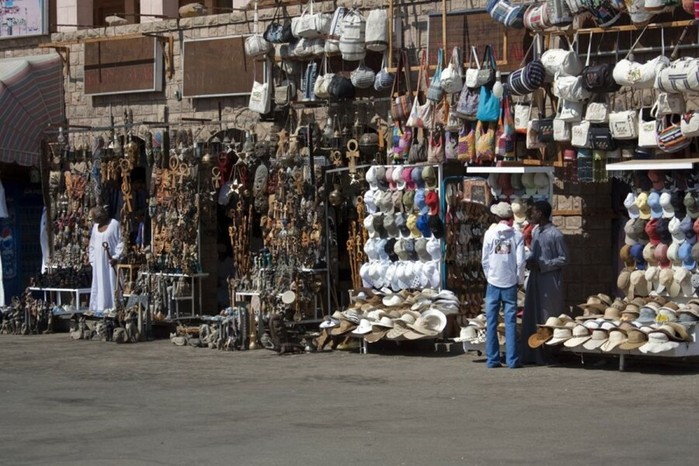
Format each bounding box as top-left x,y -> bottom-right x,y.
441,0 -> 447,50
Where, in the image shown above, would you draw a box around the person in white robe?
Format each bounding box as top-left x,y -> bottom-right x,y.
88,206 -> 124,312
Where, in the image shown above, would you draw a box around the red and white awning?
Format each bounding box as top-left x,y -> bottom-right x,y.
0,54 -> 64,166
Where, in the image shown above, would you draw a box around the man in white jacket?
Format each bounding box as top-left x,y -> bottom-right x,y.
481,202 -> 525,368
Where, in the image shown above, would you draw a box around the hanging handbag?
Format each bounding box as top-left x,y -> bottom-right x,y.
351,60 -> 376,89
458,123 -> 476,162
428,127 -> 445,163
547,0 -> 573,26
455,87 -> 480,121
314,56 -> 333,99
292,1 -> 330,39
464,46 -> 481,89
407,50 -> 432,129
585,97 -> 610,123
390,50 -> 412,122
365,9 -> 388,52
427,48 -> 445,102
328,75 -> 355,100
374,51 -> 394,92
408,129 -> 428,163
499,95 -> 516,157
476,121 -> 495,163
680,111 -> 699,138
249,60 -> 272,114
582,0 -> 622,27
477,45 -> 497,88
651,92 -> 686,117
614,26 -> 670,89
245,4 -> 272,57
609,94 -> 639,140
445,130 -> 459,160
589,125 -> 617,151
541,34 -> 582,80
553,119 -> 571,142
325,7 -> 347,55
514,101 -> 531,134
580,31 -> 620,93
571,120 -> 591,148
558,99 -> 584,122
274,68 -> 296,107
523,3 -> 552,31
488,0 -> 527,28
441,47 -> 464,94
264,4 -> 294,44
506,38 -> 546,96
638,107 -> 658,148
301,61 -> 317,101
526,120 -> 546,149
657,117 -> 691,153
339,8 -> 366,62
476,77 -> 501,122
553,73 -> 592,102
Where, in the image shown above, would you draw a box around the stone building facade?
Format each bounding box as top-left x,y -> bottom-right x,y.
0,0 -> 615,310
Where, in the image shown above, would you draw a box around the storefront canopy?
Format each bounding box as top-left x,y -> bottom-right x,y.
0,54 -> 64,167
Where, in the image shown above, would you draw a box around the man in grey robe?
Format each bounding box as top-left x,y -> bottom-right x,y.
521,200 -> 568,365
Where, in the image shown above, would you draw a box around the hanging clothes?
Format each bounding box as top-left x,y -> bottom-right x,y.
40,207 -> 49,274
88,219 -> 124,312
0,180 -> 7,218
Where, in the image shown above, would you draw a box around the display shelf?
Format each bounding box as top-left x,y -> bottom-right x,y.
466,166 -> 555,174
27,287 -> 91,312
139,272 -> 209,319
605,158 -> 699,171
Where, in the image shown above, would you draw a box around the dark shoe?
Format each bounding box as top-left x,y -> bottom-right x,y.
508,364 -> 523,369
486,363 -> 502,368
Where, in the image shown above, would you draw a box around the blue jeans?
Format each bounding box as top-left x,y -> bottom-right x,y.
485,283 -> 519,368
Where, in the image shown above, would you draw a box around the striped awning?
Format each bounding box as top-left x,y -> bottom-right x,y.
0,54 -> 64,167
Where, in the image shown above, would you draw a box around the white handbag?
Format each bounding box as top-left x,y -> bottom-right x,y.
440,47 -> 464,94
585,101 -> 610,123
558,99 -> 584,122
651,92 -> 686,117
638,109 -> 658,148
526,120 -> 546,149
339,8 -> 366,61
292,1 -> 330,39
681,112 -> 699,138
314,56 -> 333,99
571,120 -> 591,148
365,9 -> 388,52
614,28 -> 670,89
553,119 -> 571,142
464,46 -> 481,89
245,4 -> 272,58
324,7 -> 347,55
609,110 -> 639,140
514,102 -> 531,133
553,73 -> 592,102
249,60 -> 271,114
293,38 -> 312,58
541,35 -> 583,80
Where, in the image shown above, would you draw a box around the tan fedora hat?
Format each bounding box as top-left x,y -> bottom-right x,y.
528,327 -> 553,348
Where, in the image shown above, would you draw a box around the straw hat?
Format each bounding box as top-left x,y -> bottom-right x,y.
527,327 -> 553,348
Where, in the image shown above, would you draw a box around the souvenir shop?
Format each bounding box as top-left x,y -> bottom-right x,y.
2,1 -> 699,363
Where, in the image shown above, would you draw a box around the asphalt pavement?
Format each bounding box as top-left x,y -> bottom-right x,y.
0,334 -> 698,466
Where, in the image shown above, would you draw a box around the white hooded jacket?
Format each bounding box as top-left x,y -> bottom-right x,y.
481,221 -> 525,288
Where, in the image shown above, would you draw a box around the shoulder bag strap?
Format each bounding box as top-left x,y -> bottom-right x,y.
471,46 -> 480,70
391,49 -> 403,96
402,49 -> 413,95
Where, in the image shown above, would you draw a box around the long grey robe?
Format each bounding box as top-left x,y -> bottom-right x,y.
521,222 -> 568,365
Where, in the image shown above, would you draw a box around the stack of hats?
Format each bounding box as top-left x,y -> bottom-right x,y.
534,293 -> 699,355
487,172 -> 551,201
620,190 -> 699,299
321,288 -> 458,344
362,165 -> 444,292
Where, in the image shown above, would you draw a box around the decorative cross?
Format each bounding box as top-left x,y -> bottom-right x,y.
330,150 -> 343,167
346,139 -> 360,174
211,167 -> 222,189
276,129 -> 288,158
177,164 -> 189,184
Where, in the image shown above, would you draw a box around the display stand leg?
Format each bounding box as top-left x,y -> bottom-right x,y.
619,354 -> 625,372
360,338 -> 367,355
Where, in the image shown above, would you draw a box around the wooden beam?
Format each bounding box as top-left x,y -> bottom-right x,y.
548,19 -> 695,36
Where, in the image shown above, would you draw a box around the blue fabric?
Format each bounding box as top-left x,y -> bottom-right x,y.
476,85 -> 501,122
485,283 -> 519,368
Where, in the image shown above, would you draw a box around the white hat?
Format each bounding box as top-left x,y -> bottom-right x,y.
638,331 -> 679,354
426,237 -> 442,260
490,201 -> 513,219
659,192 -> 674,219
624,193 -> 640,219
600,328 -> 628,352
364,190 -> 377,214
582,329 -> 609,350
372,316 -> 395,329
669,217 -> 684,243
563,325 -> 592,348
352,318 -> 374,335
545,327 -> 572,345
359,263 -> 372,288
365,166 -> 378,189
522,173 -> 537,197
393,166 -> 405,190
421,309 -> 447,333
453,326 -> 479,343
534,173 -> 550,196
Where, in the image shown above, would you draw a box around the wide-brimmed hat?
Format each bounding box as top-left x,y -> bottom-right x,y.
467,314 -> 487,329
577,296 -> 608,313
372,316 -> 395,329
527,327 -> 553,348
545,327 -> 573,345
538,316 -> 565,328
352,319 -> 374,335
364,328 -> 389,343
618,328 -> 649,350
582,329 -> 609,350
639,331 -> 680,354
404,316 -> 440,340
563,325 -> 592,348
600,328 -> 628,352
453,326 -> 479,343
330,320 -> 357,336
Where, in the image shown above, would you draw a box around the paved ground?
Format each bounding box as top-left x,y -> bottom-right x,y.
0,335 -> 698,466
